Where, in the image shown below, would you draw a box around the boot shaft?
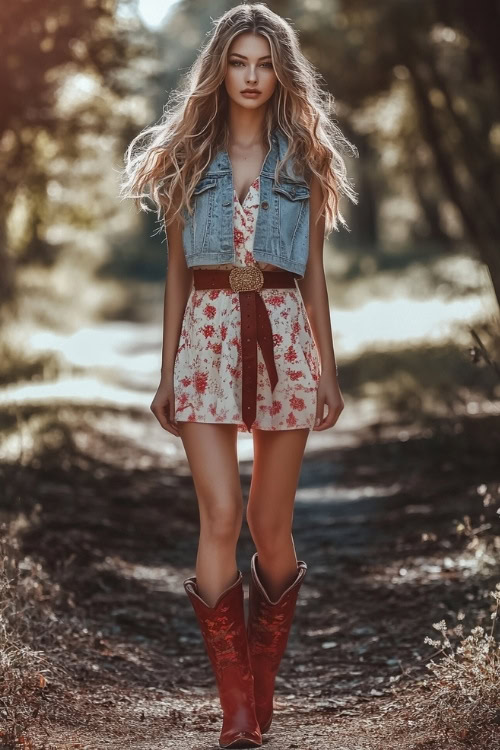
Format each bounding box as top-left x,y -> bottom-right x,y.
246,553 -> 307,735
184,572 -> 251,683
184,570 -> 262,747
247,554 -> 307,667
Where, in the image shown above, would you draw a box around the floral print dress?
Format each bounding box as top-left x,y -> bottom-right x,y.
173,175 -> 321,432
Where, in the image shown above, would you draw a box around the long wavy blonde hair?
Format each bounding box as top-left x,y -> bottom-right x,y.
120,2 -> 358,237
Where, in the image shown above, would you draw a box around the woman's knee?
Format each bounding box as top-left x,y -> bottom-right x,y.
246,510 -> 292,553
200,497 -> 243,545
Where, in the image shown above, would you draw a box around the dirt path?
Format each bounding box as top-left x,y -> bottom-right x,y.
2,405 -> 500,749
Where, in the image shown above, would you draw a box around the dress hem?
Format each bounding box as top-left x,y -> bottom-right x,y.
175,418 -> 313,433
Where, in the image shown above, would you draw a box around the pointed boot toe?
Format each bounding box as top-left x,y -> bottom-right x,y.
219,727 -> 263,748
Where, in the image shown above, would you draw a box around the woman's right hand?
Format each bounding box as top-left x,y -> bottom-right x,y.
150,375 -> 180,437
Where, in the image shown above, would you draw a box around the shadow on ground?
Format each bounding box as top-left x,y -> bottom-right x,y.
1,404 -> 499,749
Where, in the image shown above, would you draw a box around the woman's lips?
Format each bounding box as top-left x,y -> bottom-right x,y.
241,91 -> 260,98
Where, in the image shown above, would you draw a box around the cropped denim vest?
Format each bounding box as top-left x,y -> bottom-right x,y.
168,128 -> 311,277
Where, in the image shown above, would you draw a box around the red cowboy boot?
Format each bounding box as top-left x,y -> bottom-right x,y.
246,553 -> 307,734
184,571 -> 262,748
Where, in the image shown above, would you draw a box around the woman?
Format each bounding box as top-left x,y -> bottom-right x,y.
122,4 -> 357,747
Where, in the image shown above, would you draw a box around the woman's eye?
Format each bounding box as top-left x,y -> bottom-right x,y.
229,60 -> 273,68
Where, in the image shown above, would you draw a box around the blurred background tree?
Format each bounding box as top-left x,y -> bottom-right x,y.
0,0 -> 145,312
268,0 -> 500,308
1,0 -> 499,314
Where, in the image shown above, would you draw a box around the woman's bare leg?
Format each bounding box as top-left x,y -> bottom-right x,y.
246,427 -> 310,600
177,421 -> 242,607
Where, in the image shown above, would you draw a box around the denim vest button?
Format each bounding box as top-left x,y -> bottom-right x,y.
222,201 -> 231,207
261,200 -> 269,209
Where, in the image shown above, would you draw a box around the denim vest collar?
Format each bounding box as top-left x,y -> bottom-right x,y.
203,127 -> 301,183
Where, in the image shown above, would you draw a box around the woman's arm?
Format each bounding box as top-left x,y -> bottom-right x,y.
150,202 -> 192,437
296,174 -> 338,378
160,208 -> 193,379
296,174 -> 343,429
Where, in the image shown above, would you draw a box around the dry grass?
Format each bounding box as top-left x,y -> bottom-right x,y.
378,482 -> 500,750
399,592 -> 500,749
0,516 -> 70,750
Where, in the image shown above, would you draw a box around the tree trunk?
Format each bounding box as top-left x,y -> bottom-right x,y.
400,37 -> 500,311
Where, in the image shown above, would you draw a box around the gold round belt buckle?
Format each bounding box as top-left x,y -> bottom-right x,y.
229,266 -> 264,292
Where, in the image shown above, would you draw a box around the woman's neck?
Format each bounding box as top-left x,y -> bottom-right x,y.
226,106 -> 268,148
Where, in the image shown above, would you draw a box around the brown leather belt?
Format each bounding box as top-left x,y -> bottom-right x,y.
192,266 -> 299,431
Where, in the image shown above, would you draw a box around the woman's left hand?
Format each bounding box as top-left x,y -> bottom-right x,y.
313,371 -> 344,430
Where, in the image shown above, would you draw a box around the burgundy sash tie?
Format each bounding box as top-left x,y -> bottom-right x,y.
192,267 -> 298,431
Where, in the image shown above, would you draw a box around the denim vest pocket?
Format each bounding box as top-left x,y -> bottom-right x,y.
272,180 -> 310,263
193,176 -> 217,194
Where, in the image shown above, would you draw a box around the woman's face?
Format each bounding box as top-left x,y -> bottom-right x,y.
224,32 -> 277,109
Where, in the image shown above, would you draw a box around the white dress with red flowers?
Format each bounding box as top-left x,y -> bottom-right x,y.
173,176 -> 321,432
